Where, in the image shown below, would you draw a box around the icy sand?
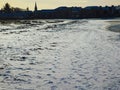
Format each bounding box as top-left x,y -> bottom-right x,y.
0,19 -> 120,90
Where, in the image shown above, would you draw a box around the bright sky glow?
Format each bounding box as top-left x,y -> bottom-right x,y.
0,0 -> 119,10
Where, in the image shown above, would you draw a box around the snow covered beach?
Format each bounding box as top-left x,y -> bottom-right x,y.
0,19 -> 120,90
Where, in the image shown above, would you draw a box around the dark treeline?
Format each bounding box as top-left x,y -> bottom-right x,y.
0,3 -> 120,19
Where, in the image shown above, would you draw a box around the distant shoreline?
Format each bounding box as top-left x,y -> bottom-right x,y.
0,17 -> 120,21
0,4 -> 120,20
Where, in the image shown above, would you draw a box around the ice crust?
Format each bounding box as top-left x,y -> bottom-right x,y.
0,19 -> 120,90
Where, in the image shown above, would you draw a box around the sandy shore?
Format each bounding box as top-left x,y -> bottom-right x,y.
107,21 -> 120,33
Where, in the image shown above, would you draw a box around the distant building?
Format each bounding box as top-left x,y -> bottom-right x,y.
34,2 -> 38,11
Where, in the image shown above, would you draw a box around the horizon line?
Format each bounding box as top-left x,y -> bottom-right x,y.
0,2 -> 119,11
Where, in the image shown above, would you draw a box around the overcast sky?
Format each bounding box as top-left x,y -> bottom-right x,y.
0,0 -> 120,10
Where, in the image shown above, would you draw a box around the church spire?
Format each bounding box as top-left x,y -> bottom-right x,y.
34,2 -> 37,11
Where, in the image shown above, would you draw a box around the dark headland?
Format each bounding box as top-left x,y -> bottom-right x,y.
0,3 -> 120,20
